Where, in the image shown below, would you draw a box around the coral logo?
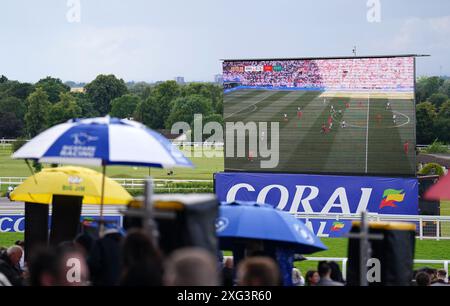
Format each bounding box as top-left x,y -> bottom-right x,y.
330,221 -> 345,231
379,189 -> 405,209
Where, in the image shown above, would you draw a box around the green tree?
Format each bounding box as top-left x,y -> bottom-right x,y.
182,83 -> 222,111
0,111 -> 23,138
85,74 -> 128,116
439,79 -> 450,98
48,92 -> 82,126
129,82 -> 153,100
0,96 -> 26,137
416,102 -> 436,144
25,87 -> 51,137
72,92 -> 99,118
0,81 -> 34,100
165,95 -> 212,129
150,81 -> 181,128
416,76 -> 443,103
110,94 -> 141,119
134,96 -> 160,129
215,98 -> 223,114
428,93 -> 448,108
434,118 -> 450,143
0,96 -> 26,120
438,101 -> 450,118
36,77 -> 71,103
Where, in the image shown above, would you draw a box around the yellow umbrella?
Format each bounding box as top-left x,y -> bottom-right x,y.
10,166 -> 133,205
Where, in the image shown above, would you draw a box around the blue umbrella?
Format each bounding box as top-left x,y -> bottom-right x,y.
216,201 -> 327,254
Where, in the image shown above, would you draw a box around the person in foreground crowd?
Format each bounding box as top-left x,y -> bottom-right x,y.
433,269 -> 448,285
120,230 -> 163,286
28,245 -> 89,286
316,261 -> 344,286
415,272 -> 431,286
236,256 -> 281,286
222,257 -> 234,287
164,247 -> 219,286
88,227 -> 123,286
305,270 -> 320,286
0,246 -> 24,286
292,267 -> 304,286
328,261 -> 345,283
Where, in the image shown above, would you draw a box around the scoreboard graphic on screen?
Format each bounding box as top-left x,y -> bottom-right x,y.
222,55 -> 416,176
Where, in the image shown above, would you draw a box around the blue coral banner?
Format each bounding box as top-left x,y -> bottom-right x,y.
215,172 -> 418,237
0,215 -> 122,233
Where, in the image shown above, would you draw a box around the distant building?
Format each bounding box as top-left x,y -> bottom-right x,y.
174,76 -> 185,84
214,74 -> 223,84
70,87 -> 85,93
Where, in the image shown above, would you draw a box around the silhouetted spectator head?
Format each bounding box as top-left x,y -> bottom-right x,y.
224,257 -> 233,269
328,261 -> 344,283
122,230 -> 161,267
28,248 -> 59,286
236,256 -> 281,286
305,270 -> 320,286
14,241 -> 25,248
6,246 -> 23,266
120,230 -> 163,286
29,246 -> 89,286
74,232 -> 94,256
164,247 -> 219,286
318,261 -> 332,278
437,269 -> 447,281
416,272 -> 431,286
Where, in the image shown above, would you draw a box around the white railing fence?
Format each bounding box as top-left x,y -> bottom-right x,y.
0,176 -> 213,192
293,212 -> 450,241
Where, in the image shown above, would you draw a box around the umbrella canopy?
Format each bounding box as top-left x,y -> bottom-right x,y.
12,116 -> 193,168
216,201 -> 327,254
10,166 -> 133,205
424,173 -> 450,201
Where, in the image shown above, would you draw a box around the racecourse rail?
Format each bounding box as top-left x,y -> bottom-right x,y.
0,176 -> 213,192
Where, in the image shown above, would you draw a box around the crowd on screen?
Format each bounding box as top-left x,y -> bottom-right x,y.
223,58 -> 414,91
0,235 -> 447,286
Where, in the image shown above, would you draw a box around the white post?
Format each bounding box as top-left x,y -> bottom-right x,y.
445,261 -> 449,283
419,217 -> 423,240
437,220 -> 440,241
342,258 -> 347,281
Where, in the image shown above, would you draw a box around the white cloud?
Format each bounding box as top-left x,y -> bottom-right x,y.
390,16 -> 450,51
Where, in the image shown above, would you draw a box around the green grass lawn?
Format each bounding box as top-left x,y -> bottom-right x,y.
440,201 -> 450,216
297,238 -> 450,274
0,233 -> 24,248
0,146 -> 223,182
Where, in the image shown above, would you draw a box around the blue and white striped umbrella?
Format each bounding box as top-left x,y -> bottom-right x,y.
13,116 -> 193,168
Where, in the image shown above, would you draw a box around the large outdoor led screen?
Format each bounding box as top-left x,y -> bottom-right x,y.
222,56 -> 416,176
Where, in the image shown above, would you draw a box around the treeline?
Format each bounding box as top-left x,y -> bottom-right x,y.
0,74 -> 223,138
416,76 -> 450,144
2,74 -> 449,145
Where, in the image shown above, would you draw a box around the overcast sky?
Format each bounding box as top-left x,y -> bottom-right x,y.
1,0 -> 449,83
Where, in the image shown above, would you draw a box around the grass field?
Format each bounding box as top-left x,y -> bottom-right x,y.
0,146 -> 223,181
224,89 -> 415,175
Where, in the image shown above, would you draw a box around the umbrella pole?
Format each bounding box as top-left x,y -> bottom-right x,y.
100,164 -> 106,235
